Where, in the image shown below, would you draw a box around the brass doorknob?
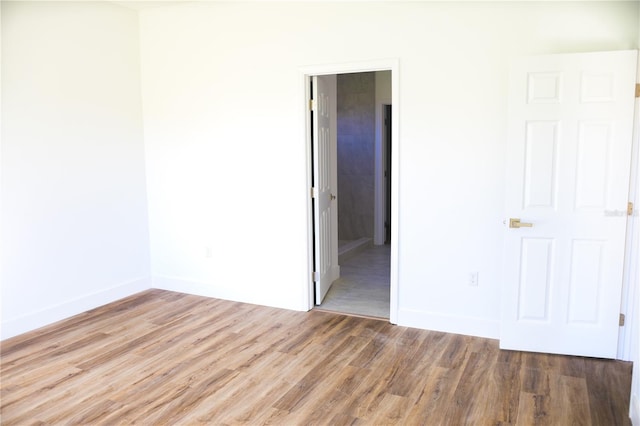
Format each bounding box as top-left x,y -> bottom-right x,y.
509,218 -> 533,228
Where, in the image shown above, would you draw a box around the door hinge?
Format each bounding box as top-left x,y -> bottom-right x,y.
312,271 -> 319,282
309,99 -> 315,111
636,84 -> 640,98
619,313 -> 625,326
311,187 -> 318,199
628,202 -> 634,216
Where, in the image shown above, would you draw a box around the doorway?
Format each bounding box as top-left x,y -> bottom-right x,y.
322,72 -> 391,318
303,61 -> 398,323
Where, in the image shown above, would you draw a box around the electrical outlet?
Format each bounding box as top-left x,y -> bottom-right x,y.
469,272 -> 479,287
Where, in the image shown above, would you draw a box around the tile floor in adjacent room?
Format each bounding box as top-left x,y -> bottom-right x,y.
317,243 -> 390,319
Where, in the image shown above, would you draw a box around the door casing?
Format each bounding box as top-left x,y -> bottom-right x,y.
301,59 -> 400,324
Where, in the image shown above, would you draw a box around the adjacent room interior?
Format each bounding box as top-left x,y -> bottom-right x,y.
314,71 -> 392,319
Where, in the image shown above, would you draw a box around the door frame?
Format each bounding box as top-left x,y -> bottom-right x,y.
374,86 -> 392,245
301,59 -> 400,324
619,54 -> 640,361
380,103 -> 392,245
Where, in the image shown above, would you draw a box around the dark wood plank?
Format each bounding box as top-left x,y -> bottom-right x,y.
585,359 -> 633,426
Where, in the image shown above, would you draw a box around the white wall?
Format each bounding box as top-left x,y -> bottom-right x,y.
1,1 -> 150,339
0,1 -> 4,336
139,2 -> 639,339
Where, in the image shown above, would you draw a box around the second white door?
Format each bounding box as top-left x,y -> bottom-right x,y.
501,50 -> 637,359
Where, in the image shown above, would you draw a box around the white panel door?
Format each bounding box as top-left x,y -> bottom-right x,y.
501,50 -> 637,358
313,75 -> 339,304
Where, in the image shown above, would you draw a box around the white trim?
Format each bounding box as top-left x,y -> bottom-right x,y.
618,53 -> 640,361
331,264 -> 341,283
152,275 -> 307,311
303,73 -> 315,310
301,58 -> 400,324
632,395 -> 640,426
374,102 -> 392,246
152,275 -> 243,302
0,277 -> 150,340
398,308 -> 500,340
299,58 -> 399,78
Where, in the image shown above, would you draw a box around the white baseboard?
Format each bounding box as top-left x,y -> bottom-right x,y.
632,394 -> 639,426
152,275 -> 242,302
1,277 -> 150,341
332,265 -> 341,282
154,278 -> 500,339
152,275 -> 271,308
152,275 -> 305,312
397,307 -> 500,340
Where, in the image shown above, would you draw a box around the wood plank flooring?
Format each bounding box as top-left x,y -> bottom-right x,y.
0,290 -> 633,425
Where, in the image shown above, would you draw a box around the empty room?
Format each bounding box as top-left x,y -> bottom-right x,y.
2,0 -> 640,424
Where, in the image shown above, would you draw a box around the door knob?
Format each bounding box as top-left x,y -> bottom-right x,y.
330,194 -> 336,200
509,218 -> 533,228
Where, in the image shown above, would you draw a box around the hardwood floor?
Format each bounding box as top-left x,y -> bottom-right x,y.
0,290 -> 632,425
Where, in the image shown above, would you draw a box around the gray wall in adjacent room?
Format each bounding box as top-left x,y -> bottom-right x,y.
337,72 -> 375,240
